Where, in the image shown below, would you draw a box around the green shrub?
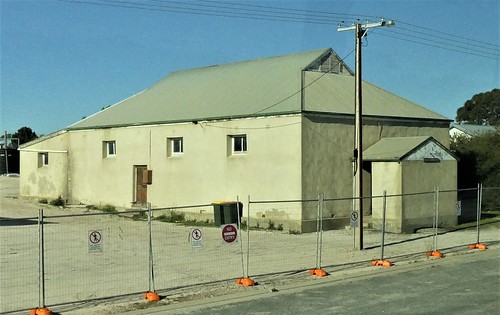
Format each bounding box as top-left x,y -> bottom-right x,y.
268,220 -> 275,230
131,211 -> 147,220
154,210 -> 185,223
39,198 -> 48,204
49,196 -> 65,207
101,204 -> 117,213
155,214 -> 169,222
169,210 -> 185,222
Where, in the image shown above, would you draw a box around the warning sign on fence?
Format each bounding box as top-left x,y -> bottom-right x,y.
88,230 -> 103,253
190,228 -> 203,248
456,201 -> 462,215
350,211 -> 359,228
221,224 -> 238,244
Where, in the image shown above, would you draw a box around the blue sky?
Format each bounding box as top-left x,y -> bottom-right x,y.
1,0 -> 498,135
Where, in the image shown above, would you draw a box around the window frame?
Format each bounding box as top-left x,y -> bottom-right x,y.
167,137 -> 184,157
230,134 -> 247,155
103,141 -> 116,158
38,152 -> 49,168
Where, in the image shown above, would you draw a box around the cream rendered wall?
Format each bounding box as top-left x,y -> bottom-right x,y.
401,160 -> 457,232
371,162 -> 403,232
66,115 -> 303,216
19,132 -> 69,200
148,115 -> 303,211
66,127 -> 151,207
301,115 -> 355,230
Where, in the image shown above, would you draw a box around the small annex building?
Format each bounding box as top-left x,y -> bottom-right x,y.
19,48 -> 457,232
364,136 -> 457,233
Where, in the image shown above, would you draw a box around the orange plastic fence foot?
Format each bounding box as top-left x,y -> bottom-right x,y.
426,251 -> 443,258
469,243 -> 487,250
144,291 -> 160,302
236,277 -> 255,287
30,307 -> 52,315
370,260 -> 393,267
309,268 -> 329,277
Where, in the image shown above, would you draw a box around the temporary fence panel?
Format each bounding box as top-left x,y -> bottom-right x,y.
42,211 -> 150,307
320,197 -> 355,267
457,187 -> 480,224
0,216 -> 39,313
2,186 -> 498,313
150,205 -> 243,290
482,186 -> 500,212
246,200 -> 319,276
379,191 -> 441,261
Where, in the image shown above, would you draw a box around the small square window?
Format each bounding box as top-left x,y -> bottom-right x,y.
38,152 -> 49,167
167,137 -> 183,157
103,141 -> 116,158
230,135 -> 247,155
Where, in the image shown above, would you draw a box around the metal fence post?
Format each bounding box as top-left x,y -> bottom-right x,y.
246,195 -> 251,281
469,183 -> 487,250
237,196 -> 245,277
371,191 -> 392,267
426,187 -> 443,258
477,183 -> 482,244
38,209 -> 45,308
315,194 -> 320,269
310,194 -> 327,277
144,202 -> 160,301
31,209 -> 51,314
236,195 -> 254,286
381,191 -> 387,260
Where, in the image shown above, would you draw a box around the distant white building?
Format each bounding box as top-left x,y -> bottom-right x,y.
449,123 -> 497,138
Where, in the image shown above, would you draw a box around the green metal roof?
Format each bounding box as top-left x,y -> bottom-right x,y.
303,72 -> 447,119
363,136 -> 432,161
69,48 -> 449,130
69,49 -> 330,130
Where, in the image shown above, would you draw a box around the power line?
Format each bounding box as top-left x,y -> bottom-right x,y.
58,0 -> 499,60
396,20 -> 498,49
203,121 -> 301,130
372,29 -> 498,60
58,0 -> 348,25
186,0 -> 379,21
392,25 -> 498,54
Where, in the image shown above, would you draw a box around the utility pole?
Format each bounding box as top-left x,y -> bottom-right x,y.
338,19 -> 395,250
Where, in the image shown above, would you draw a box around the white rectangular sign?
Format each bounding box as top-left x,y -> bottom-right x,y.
88,230 -> 103,253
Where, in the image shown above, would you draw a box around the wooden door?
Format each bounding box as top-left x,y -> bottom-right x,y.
135,166 -> 147,204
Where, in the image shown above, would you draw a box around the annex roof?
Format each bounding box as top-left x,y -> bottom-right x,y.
363,136 -> 456,162
69,48 -> 449,130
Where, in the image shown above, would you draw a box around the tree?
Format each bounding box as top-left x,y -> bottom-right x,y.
12,126 -> 38,145
456,88 -> 500,125
451,129 -> 500,211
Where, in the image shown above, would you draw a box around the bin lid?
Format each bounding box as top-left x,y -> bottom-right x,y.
212,201 -> 239,205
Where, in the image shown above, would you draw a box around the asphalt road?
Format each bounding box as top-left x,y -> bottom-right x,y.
125,248 -> 499,315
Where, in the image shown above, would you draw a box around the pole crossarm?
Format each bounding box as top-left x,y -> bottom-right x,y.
338,20 -> 395,32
